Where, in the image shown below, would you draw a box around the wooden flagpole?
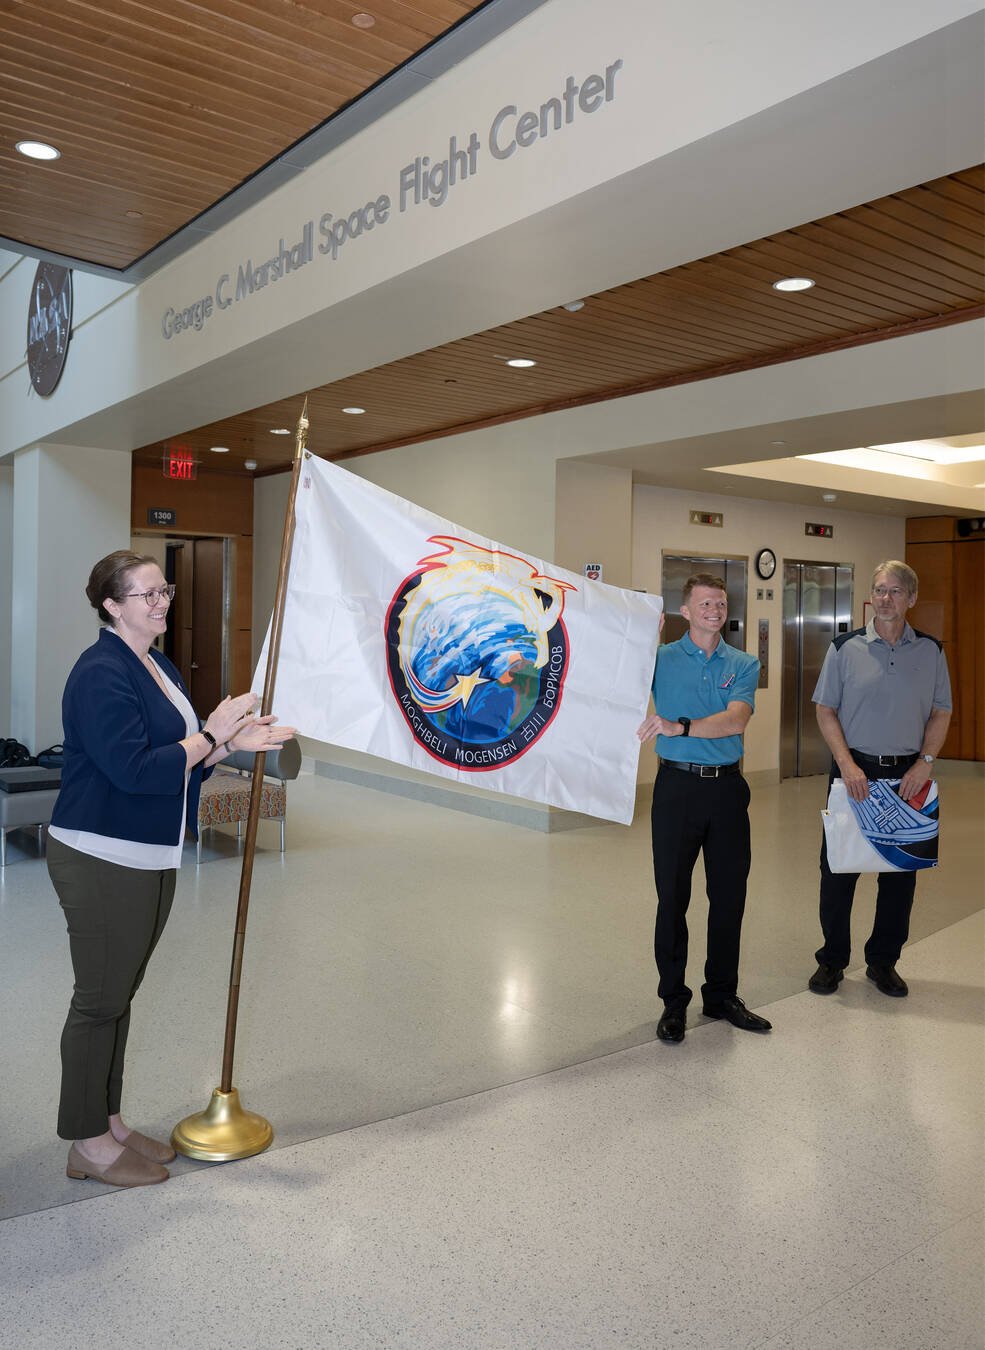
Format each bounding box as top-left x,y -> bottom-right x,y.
171,399 -> 310,1161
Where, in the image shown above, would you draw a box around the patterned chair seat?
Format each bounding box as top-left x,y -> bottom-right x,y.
195,740 -> 301,863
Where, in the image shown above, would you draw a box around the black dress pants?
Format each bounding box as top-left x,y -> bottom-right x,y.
650,765 -> 751,1011
816,754 -> 918,971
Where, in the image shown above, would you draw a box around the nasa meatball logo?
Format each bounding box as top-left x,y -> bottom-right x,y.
27,262 -> 73,397
385,537 -> 574,770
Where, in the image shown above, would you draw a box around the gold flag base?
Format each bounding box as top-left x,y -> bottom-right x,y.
171,1087 -> 274,1162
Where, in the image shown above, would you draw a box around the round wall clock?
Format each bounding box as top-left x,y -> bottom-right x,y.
755,547 -> 777,580
27,262 -> 73,397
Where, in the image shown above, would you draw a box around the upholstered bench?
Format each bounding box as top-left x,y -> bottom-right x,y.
195,740 -> 301,863
0,766 -> 62,867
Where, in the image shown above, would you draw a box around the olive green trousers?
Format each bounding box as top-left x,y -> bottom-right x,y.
48,835 -> 176,1140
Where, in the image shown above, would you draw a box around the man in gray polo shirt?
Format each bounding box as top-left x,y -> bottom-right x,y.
808,560 -> 951,999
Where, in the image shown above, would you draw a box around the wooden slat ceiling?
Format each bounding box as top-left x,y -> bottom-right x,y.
0,0 -> 483,269
134,165 -> 985,476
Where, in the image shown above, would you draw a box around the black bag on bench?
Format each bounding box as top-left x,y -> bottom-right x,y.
0,739 -> 34,768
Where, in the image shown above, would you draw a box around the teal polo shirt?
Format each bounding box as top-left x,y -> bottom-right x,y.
651,633 -> 760,765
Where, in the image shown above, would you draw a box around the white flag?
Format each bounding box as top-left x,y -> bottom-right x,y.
256,456 -> 662,825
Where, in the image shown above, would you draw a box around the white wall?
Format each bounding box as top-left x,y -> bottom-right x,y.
0,463 -> 12,734
631,483 -> 903,780
346,425 -> 560,563
555,460 -> 633,587
253,474 -> 290,668
11,445 -> 132,750
131,535 -> 168,570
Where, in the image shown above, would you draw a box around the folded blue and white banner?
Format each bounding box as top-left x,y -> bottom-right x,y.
822,777 -> 939,873
256,455 -> 663,824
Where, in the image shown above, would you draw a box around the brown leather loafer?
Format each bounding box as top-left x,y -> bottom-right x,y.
120,1129 -> 177,1164
66,1143 -> 169,1187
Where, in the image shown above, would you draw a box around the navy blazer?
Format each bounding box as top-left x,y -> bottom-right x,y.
51,629 -> 209,845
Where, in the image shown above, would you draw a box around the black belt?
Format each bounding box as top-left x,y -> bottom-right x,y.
851,750 -> 918,769
661,760 -> 740,778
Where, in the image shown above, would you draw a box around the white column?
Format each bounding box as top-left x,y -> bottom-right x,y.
11,444 -> 131,752
0,462 -> 12,736
554,459 -> 634,589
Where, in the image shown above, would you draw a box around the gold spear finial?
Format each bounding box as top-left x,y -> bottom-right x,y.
294,395 -> 310,461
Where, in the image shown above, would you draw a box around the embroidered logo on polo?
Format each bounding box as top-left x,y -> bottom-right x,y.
384,537 -> 574,770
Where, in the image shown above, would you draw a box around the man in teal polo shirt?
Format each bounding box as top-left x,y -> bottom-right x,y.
638,572 -> 770,1043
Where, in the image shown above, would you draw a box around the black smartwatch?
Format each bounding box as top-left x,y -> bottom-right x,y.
677,716 -> 691,738
201,729 -> 217,750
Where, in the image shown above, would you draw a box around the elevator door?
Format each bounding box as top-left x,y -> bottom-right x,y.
781,561 -> 853,778
661,555 -> 747,651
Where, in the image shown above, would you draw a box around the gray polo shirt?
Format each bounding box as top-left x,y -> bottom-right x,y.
812,619 -> 951,756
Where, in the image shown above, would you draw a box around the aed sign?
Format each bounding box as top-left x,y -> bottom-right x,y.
164,447 -> 197,481
583,562 -> 603,581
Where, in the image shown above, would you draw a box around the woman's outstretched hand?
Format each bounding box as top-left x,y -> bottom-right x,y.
230,714 -> 297,754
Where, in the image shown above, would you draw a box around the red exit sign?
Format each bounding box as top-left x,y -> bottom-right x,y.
163,446 -> 197,480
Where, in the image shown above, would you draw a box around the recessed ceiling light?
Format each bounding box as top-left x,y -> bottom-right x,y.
125,209 -> 143,219
562,300 -> 585,312
822,492 -> 837,503
772,277 -> 815,292
269,428 -> 290,435
506,358 -> 536,368
16,140 -> 60,161
351,11 -> 375,26
244,459 -> 257,471
770,440 -> 787,446
209,446 -> 230,453
342,406 -> 366,415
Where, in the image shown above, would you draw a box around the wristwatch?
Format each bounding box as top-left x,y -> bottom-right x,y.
201,729 -> 217,750
921,754 -> 934,764
678,716 -> 691,738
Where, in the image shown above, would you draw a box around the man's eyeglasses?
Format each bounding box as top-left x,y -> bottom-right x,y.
126,585 -> 176,606
872,586 -> 907,599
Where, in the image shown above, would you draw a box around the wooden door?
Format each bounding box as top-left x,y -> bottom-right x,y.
190,539 -> 224,716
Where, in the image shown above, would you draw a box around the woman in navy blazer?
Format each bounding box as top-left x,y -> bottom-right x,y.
48,550 -> 294,1188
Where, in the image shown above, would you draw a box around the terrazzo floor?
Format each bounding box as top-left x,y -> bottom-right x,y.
0,763 -> 982,1348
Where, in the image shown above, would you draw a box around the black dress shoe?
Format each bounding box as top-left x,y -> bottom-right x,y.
701,995 -> 772,1032
866,964 -> 908,997
808,963 -> 844,994
656,1008 -> 686,1042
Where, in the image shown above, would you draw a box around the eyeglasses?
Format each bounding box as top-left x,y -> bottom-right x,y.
872,586 -> 907,599
126,584 -> 176,606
